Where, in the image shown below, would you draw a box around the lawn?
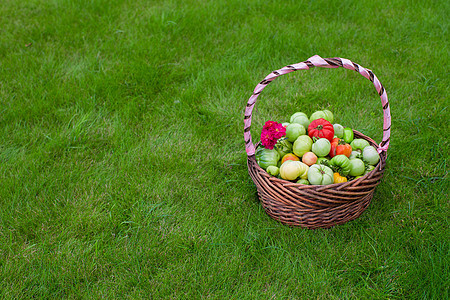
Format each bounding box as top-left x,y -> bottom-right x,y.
0,0 -> 448,298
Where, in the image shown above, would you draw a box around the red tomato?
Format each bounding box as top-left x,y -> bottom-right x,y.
329,138 -> 352,158
308,118 -> 334,142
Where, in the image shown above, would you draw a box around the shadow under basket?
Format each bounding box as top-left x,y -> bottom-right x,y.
243,55 -> 391,229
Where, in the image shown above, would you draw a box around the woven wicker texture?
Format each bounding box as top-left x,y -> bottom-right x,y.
245,56 -> 390,228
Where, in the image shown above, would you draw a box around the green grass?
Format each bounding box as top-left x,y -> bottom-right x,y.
0,0 -> 448,298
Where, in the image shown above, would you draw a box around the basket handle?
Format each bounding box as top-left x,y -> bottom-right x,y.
244,55 -> 391,157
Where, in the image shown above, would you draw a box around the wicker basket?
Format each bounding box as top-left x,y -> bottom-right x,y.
244,55 -> 391,229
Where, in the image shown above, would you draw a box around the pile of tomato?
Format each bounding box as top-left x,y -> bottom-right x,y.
255,110 -> 381,185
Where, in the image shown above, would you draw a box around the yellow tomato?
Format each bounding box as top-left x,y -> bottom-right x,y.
281,153 -> 300,165
333,172 -> 348,184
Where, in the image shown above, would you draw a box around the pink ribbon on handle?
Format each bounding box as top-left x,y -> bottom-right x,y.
377,144 -> 389,154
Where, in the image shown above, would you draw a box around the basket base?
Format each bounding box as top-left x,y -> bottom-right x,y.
259,190 -> 374,229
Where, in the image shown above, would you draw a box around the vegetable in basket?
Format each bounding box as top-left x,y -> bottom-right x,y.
285,123 -> 306,142
329,155 -> 351,176
333,124 -> 344,139
307,164 -> 334,185
348,158 -> 365,176
348,151 -> 362,160
290,112 -> 310,131
310,110 -> 334,123
343,127 -> 354,143
333,172 -> 348,183
362,146 -> 380,166
266,166 -> 280,176
255,147 -> 280,170
274,137 -> 293,158
280,160 -> 309,181
350,138 -> 370,152
302,152 -> 318,166
290,112 -> 308,123
365,165 -> 375,174
308,118 -> 334,142
296,179 -> 310,185
350,165 -> 375,180
311,138 -> 331,157
281,153 -> 300,164
293,135 -> 313,157
316,157 -> 330,166
329,138 -> 352,158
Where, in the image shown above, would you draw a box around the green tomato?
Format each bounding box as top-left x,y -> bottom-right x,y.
285,123 -> 306,142
255,147 -> 280,170
323,110 -> 334,123
311,138 -> 331,157
290,112 -> 308,123
333,124 -> 344,138
348,158 -> 365,176
350,139 -> 370,152
274,137 -> 293,158
343,128 -> 354,143
364,164 -> 375,174
266,166 -> 279,176
296,179 -> 310,185
309,110 -> 327,122
362,146 -> 380,166
329,155 -> 351,176
292,135 -> 313,157
291,115 -> 310,132
316,157 -> 330,166
348,150 -> 362,160
307,164 -> 334,185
